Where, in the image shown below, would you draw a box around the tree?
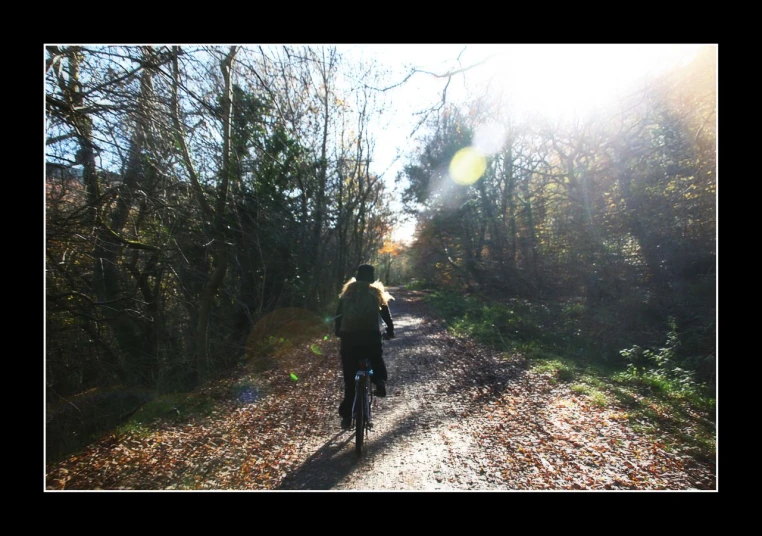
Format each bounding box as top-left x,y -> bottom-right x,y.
398,46 -> 716,381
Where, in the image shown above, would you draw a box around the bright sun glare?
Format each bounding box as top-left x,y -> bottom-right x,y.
470,44 -> 705,121
380,43 -> 710,245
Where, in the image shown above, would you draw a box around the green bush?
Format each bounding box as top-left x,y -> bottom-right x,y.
617,316 -> 710,390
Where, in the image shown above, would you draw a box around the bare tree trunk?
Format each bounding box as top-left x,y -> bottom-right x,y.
307,48 -> 335,308
67,47 -> 142,385
171,46 -> 237,382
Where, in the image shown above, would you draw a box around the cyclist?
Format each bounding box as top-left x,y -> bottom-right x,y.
334,264 -> 395,429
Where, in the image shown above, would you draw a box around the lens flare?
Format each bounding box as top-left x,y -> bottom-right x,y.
246,307 -> 324,363
449,147 -> 487,185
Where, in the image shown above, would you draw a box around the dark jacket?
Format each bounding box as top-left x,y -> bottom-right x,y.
334,299 -> 394,343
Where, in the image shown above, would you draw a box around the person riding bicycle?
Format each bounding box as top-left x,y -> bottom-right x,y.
334,264 -> 395,429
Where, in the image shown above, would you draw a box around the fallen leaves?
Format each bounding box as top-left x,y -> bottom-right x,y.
45,289 -> 716,491
461,372 -> 713,490
46,337 -> 342,490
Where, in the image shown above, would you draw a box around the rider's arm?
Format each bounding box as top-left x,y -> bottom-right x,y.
380,304 -> 394,337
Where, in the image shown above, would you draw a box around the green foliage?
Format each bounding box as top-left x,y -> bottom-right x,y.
404,279 -> 436,291
570,384 -> 608,407
555,366 -> 576,383
618,316 -> 705,390
538,352 -> 714,457
125,392 -> 216,428
425,286 -> 714,392
531,356 -> 571,377
423,287 -> 715,459
424,290 -> 592,354
609,373 -> 716,458
561,299 -> 586,318
113,391 -> 218,444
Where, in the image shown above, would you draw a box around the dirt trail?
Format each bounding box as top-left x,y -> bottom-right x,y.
278,287 -> 715,491
46,286 -> 716,491
280,286 -> 518,490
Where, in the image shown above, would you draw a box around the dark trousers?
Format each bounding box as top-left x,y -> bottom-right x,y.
338,335 -> 388,418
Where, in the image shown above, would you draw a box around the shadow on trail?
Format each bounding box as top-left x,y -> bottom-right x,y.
278,287 -> 529,490
278,432 -> 359,490
278,406 -> 438,490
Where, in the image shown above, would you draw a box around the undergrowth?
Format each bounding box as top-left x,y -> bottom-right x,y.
422,288 -> 716,460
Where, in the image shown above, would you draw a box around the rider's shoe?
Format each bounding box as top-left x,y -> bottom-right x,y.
374,380 -> 386,398
341,416 -> 352,429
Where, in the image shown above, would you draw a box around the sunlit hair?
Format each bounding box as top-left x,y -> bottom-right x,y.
339,277 -> 394,305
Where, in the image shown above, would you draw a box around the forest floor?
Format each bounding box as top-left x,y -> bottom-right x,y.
45,287 -> 717,491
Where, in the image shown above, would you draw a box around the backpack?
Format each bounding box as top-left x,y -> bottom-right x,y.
340,282 -> 381,333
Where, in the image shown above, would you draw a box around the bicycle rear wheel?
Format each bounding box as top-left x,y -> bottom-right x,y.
355,376 -> 366,457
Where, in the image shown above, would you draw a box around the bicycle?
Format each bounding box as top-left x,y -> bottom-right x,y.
351,357 -> 374,457
350,332 -> 392,458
